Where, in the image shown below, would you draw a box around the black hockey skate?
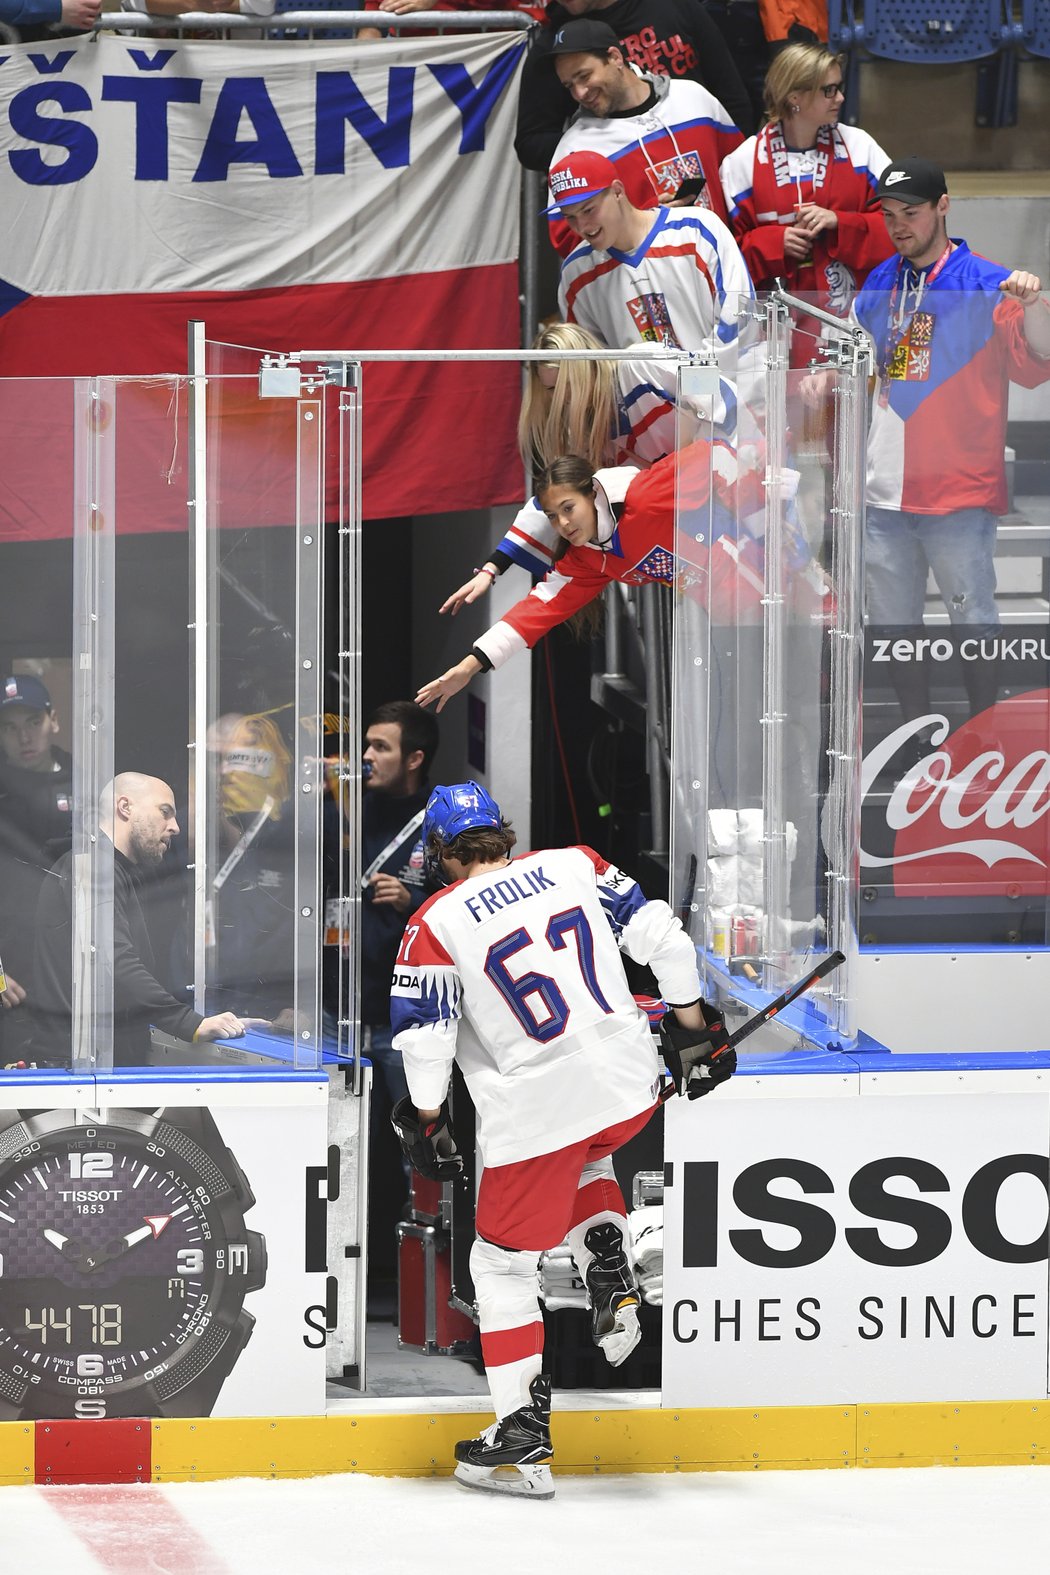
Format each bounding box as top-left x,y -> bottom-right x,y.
453,1375 -> 554,1500
585,1222 -> 641,1368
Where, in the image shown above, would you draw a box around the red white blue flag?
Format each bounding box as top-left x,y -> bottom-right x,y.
0,32 -> 527,533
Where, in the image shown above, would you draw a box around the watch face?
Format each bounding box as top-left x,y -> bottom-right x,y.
0,1107 -> 265,1420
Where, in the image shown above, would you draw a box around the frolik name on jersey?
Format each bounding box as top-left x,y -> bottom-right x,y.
463,865 -> 557,925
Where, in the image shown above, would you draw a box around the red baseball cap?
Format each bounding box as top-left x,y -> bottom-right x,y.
542,151 -> 620,217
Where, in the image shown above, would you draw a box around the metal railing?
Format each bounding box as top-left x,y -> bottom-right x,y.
95,9 -> 534,36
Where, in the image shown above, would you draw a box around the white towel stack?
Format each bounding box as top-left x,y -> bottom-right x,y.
629,1205 -> 664,1308
538,1241 -> 587,1312
706,809 -> 798,953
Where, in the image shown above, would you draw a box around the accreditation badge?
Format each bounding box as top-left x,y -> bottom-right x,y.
324,896 -> 352,949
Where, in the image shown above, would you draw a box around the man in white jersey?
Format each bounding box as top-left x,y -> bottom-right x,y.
551,147 -> 753,357
389,781 -> 734,1498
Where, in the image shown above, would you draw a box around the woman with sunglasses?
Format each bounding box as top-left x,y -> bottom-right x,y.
719,44 -> 893,348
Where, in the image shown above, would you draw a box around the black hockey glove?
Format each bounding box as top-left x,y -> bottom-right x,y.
391,1096 -> 464,1182
659,1005 -> 736,1100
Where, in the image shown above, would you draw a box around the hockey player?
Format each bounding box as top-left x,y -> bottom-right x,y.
389,781 -> 733,1498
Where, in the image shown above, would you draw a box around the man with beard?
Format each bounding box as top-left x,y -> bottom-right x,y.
322,701 -> 439,1280
544,18 -> 743,258
515,0 -> 753,174
30,773 -> 246,1067
325,702 -> 440,1132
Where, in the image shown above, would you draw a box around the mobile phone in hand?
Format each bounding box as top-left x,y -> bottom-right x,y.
673,175 -> 707,202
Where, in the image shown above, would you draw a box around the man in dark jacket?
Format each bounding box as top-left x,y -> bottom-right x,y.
31,773 -> 247,1067
0,675 -> 73,1064
358,701 -> 439,1123
515,0 -> 754,173
322,700 -> 439,1270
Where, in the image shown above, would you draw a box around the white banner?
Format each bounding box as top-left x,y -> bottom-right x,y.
663,1072 -> 1050,1407
0,31 -> 527,521
0,32 -> 526,294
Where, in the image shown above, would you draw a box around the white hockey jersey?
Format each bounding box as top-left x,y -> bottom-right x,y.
390,845 -> 701,1167
558,205 -> 754,363
546,70 -> 743,257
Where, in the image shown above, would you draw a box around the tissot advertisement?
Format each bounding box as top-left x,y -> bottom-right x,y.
662,1076 -> 1050,1407
0,1090 -> 328,1421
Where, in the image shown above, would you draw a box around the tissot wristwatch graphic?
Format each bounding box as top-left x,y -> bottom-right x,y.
0,1105 -> 267,1420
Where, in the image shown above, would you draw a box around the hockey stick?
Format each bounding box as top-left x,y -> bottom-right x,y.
722,948 -> 846,1051
659,949 -> 846,1101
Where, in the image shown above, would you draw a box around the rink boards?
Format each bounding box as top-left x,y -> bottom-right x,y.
1,1397 -> 1048,1484
1,1050 -> 1049,1483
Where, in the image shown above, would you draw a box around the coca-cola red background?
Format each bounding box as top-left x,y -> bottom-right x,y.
860,627 -> 1050,942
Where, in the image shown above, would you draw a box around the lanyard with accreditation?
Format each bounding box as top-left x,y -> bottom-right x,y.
324,807 -> 426,948
877,241 -> 954,401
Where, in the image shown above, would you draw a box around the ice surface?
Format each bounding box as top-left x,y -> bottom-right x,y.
4,1464 -> 1050,1575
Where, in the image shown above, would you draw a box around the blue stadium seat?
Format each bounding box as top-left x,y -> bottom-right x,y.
826,0 -> 863,122
829,0 -> 1021,129
857,0 -> 1013,63
1020,0 -> 1050,55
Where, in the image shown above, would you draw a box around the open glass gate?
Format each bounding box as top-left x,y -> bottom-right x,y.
670,291 -> 869,1046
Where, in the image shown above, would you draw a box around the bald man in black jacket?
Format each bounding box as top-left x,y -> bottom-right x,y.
31,774 -> 249,1067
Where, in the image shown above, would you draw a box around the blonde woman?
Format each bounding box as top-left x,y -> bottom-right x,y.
720,44 -> 893,329
517,322 -> 620,474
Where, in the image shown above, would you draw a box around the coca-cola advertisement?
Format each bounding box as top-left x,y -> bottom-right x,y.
860,626 -> 1050,940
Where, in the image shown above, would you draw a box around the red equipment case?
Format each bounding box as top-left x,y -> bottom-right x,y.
397,1219 -> 476,1354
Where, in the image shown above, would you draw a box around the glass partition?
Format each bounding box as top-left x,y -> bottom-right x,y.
7,312 -> 1045,1086
0,366 -> 331,1074
194,347 -> 324,1066
202,335 -> 365,1075
0,379 -> 80,1073
671,293 -> 866,1043
853,288 -> 1050,952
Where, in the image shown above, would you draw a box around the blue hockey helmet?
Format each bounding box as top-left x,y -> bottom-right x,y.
422,781 -> 503,885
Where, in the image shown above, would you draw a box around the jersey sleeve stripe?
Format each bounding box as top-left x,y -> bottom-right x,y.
507,523 -> 555,559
